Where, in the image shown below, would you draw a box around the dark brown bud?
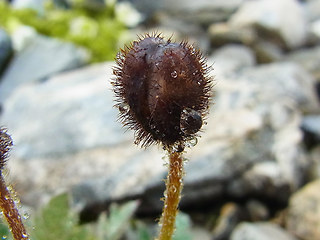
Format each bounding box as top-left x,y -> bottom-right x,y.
112,33 -> 212,148
0,128 -> 12,171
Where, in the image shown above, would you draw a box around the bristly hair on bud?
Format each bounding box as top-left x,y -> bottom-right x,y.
112,33 -> 213,150
0,127 -> 13,171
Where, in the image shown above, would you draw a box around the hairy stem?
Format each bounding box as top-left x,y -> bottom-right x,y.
0,175 -> 29,240
157,151 -> 184,240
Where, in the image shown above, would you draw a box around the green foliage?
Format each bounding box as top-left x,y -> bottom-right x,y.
32,193 -> 94,240
97,201 -> 139,240
0,220 -> 12,240
0,1 -> 127,62
0,193 -> 193,240
173,212 -> 192,240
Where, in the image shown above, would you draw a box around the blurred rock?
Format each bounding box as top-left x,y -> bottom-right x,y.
234,62 -> 318,114
0,62 -> 167,208
286,179 -> 320,240
209,23 -> 284,63
10,25 -> 38,52
71,62 -> 317,218
301,114 -> 320,150
309,146 -> 320,179
209,44 -> 255,77
212,203 -> 245,240
71,145 -> 164,216
304,0 -> 320,22
1,49 -> 318,231
115,1 -> 143,28
121,0 -> 164,19
228,161 -> 291,202
0,29 -> 13,75
189,63 -> 316,204
284,45 -> 320,83
1,62 -> 123,159
152,15 -> 210,53
191,227 -> 212,240
0,35 -> 89,103
163,0 -> 244,24
253,41 -> 283,63
309,19 -> 320,44
209,23 -> 256,47
246,200 -> 269,222
229,0 -> 307,49
231,222 -> 298,240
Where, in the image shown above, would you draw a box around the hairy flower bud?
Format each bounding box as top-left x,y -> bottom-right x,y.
112,33 -> 212,148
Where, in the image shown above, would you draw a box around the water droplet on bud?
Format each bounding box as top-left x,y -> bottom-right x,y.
171,71 -> 178,78
180,108 -> 202,135
189,137 -> 198,147
118,103 -> 129,114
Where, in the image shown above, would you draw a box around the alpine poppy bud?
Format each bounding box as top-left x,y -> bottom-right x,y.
112,33 -> 212,148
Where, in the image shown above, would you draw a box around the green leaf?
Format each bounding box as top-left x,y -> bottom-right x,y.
0,220 -> 12,240
136,222 -> 152,240
98,201 -> 139,240
32,193 -> 95,240
173,212 -> 192,240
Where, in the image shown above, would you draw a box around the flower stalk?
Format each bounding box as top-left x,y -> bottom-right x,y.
0,128 -> 29,240
157,151 -> 185,240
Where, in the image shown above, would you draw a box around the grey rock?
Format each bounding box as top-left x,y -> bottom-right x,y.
208,23 -> 284,63
152,16 -> 210,53
2,55 -> 317,220
71,146 -> 165,212
208,22 -> 256,47
302,115 -> 320,137
304,0 -> 320,22
0,29 -> 13,75
0,35 -> 89,103
253,41 -> 283,63
228,161 -> 291,202
72,62 -> 317,216
1,62 -> 124,159
10,25 -> 38,52
229,0 -> 307,49
121,0 -> 164,19
301,114 -> 320,150
231,222 -> 298,240
1,62 -> 167,207
309,19 -> 320,44
286,179 -> 320,240
68,62 -> 318,217
235,62 -> 318,114
224,63 -> 318,200
212,203 -> 244,240
209,44 -> 256,77
246,200 -> 269,222
284,45 -> 320,82
163,0 -> 244,24
186,63 -> 317,203
191,227 -> 212,240
310,146 -> 320,179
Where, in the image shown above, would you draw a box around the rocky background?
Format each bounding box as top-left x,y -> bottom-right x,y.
1,0 -> 320,239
